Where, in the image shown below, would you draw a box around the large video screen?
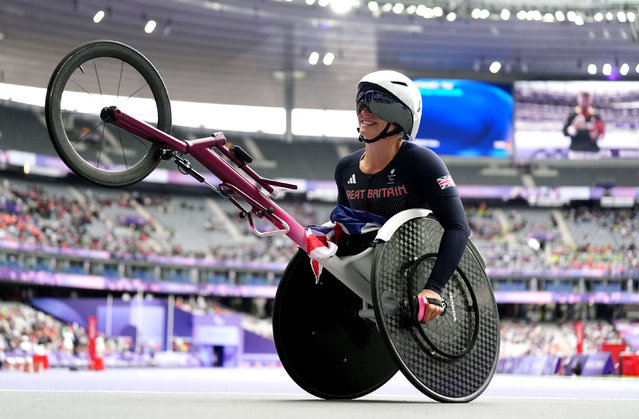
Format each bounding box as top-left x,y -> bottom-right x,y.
413,79 -> 513,158
514,80 -> 639,163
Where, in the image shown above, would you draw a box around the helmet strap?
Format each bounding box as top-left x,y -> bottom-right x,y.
358,123 -> 403,144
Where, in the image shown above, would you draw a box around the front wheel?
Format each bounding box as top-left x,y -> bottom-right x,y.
45,40 -> 171,187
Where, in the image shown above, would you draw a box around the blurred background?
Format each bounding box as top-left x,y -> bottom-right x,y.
0,0 -> 638,376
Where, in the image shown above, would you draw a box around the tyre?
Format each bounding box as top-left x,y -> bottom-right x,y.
273,250 -> 398,399
45,40 -> 171,187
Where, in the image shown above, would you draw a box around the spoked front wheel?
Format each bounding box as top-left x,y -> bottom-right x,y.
45,40 -> 171,187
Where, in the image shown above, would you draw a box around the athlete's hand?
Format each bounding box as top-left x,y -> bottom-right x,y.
572,114 -> 585,130
417,289 -> 444,323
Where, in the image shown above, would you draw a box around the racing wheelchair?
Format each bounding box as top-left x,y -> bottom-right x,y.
44,40 -> 500,402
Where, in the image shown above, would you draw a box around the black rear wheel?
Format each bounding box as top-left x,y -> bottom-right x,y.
273,250 -> 398,399
371,216 -> 500,403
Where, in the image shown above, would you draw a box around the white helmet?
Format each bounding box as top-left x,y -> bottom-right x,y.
357,70 -> 423,140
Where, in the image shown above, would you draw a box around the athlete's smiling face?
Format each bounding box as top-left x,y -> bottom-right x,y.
358,106 -> 396,141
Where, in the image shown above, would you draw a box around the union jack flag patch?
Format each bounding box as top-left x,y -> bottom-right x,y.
436,175 -> 455,190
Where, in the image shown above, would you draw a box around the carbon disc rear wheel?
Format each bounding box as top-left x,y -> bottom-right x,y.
371,216 -> 500,402
273,250 -> 397,399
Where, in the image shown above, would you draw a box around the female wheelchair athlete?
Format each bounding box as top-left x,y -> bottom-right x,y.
44,40 -> 500,403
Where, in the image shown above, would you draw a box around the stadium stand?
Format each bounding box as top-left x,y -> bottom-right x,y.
1,100 -> 639,369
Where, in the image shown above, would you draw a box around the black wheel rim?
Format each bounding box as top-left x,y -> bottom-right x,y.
407,254 -> 480,360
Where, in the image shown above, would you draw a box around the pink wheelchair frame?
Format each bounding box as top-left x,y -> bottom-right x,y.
104,106 -> 308,249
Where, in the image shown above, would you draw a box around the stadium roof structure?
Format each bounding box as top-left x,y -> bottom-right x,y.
2,0 -> 639,112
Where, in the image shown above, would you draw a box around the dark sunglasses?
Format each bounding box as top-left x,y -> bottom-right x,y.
356,89 -> 412,133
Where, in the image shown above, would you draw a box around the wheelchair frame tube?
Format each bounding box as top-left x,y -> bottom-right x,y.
108,108 -> 307,251
107,108 -> 385,306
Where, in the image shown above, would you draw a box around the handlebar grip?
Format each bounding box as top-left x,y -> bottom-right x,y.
229,145 -> 253,164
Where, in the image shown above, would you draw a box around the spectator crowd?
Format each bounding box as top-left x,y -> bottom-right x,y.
1,177 -> 638,279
